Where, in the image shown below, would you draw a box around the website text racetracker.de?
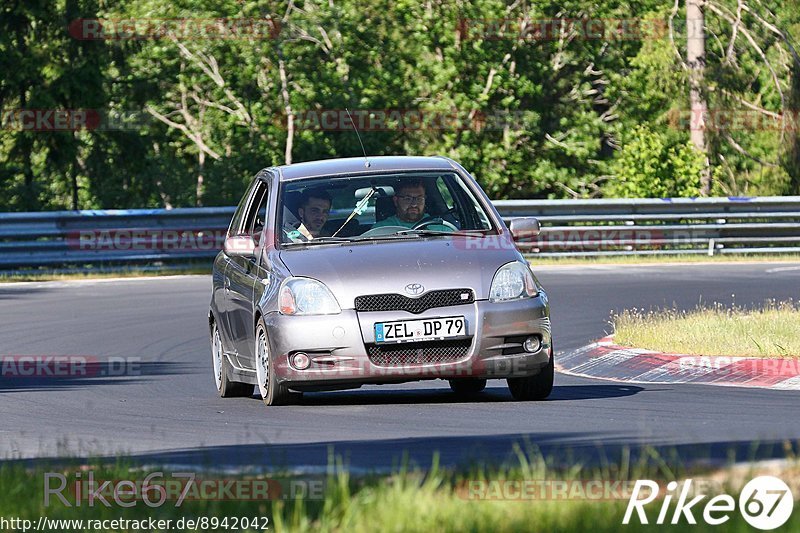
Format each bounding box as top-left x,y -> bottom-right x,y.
1,516 -> 270,532
1,356 -> 140,378
66,229 -> 227,252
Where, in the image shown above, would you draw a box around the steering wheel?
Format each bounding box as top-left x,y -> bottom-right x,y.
359,225 -> 408,238
413,218 -> 459,231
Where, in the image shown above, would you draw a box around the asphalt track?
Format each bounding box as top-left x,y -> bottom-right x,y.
1,262 -> 799,472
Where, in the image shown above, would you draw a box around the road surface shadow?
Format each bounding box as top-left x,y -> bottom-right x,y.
0,286 -> 56,299
0,361 -> 194,393
295,384 -> 642,406
8,435 -> 795,474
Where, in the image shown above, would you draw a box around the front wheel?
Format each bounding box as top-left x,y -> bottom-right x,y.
255,321 -> 295,406
507,346 -> 554,401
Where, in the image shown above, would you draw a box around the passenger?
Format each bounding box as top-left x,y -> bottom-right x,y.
286,189 -> 332,241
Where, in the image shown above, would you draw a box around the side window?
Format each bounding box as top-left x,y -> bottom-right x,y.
436,176 -> 456,210
228,180 -> 257,237
454,177 -> 492,230
243,182 -> 269,244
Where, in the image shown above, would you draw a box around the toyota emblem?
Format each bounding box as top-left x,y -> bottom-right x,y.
405,283 -> 424,295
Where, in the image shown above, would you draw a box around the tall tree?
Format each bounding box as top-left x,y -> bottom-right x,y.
686,0 -> 711,195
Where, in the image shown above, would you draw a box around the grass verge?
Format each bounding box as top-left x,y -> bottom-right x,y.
613,301 -> 800,357
1,445 -> 799,532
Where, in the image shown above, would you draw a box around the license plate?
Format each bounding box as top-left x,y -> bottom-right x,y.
374,316 -> 466,343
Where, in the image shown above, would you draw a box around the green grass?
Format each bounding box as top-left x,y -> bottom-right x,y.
613,300 -> 800,357
2,446 -> 800,532
527,252 -> 800,266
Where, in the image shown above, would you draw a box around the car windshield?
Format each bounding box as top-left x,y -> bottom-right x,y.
278,171 -> 495,245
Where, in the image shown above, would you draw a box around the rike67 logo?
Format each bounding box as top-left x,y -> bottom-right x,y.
623,476 -> 794,530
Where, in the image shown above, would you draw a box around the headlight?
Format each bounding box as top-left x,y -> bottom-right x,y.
279,278 -> 341,315
489,261 -> 539,302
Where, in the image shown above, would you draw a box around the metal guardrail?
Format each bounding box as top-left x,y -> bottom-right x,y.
0,207 -> 235,268
494,196 -> 800,257
0,196 -> 799,270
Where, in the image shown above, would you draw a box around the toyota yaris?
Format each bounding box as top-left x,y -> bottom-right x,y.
209,156 -> 552,405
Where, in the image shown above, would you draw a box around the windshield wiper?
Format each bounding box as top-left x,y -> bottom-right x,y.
349,233 -> 422,242
394,229 -> 489,237
282,236 -> 355,246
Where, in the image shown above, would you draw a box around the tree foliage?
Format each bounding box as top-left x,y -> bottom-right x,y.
1,0 -> 798,211
607,125 -> 704,197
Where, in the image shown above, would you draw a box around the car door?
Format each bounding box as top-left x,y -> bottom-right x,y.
226,179 -> 270,367
217,181 -> 256,354
246,182 -> 277,369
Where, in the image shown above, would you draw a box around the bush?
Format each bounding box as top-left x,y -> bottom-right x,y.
606,126 -> 705,198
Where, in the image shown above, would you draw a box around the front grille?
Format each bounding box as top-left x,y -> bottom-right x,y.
367,339 -> 472,366
355,289 -> 474,314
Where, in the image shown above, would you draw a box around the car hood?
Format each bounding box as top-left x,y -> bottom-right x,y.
278,237 -> 520,308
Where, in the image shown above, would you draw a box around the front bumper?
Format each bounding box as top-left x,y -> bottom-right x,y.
263,293 -> 552,389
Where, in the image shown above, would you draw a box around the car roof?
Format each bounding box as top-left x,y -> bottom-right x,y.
272,156 -> 457,181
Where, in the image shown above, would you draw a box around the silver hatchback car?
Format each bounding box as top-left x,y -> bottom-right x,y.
209,156 -> 552,405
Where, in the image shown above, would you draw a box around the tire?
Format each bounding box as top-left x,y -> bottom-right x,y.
507,346 -> 554,401
255,320 -> 296,406
212,323 -> 254,398
448,378 -> 487,395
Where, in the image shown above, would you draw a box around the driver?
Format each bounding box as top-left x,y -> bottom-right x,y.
372,179 -> 452,230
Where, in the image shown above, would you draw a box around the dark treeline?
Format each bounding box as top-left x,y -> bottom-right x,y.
1,0 -> 799,212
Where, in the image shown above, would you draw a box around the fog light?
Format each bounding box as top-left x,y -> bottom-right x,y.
291,352 -> 311,370
523,336 -> 541,353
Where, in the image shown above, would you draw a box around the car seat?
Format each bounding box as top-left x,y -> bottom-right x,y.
375,196 -> 396,222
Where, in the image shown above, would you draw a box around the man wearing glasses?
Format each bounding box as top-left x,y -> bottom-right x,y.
372,179 -> 451,230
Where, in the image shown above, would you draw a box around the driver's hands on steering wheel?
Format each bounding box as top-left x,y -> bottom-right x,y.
412,218 -> 459,232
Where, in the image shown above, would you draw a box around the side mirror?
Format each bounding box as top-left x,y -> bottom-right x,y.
224,235 -> 256,257
509,217 -> 541,240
